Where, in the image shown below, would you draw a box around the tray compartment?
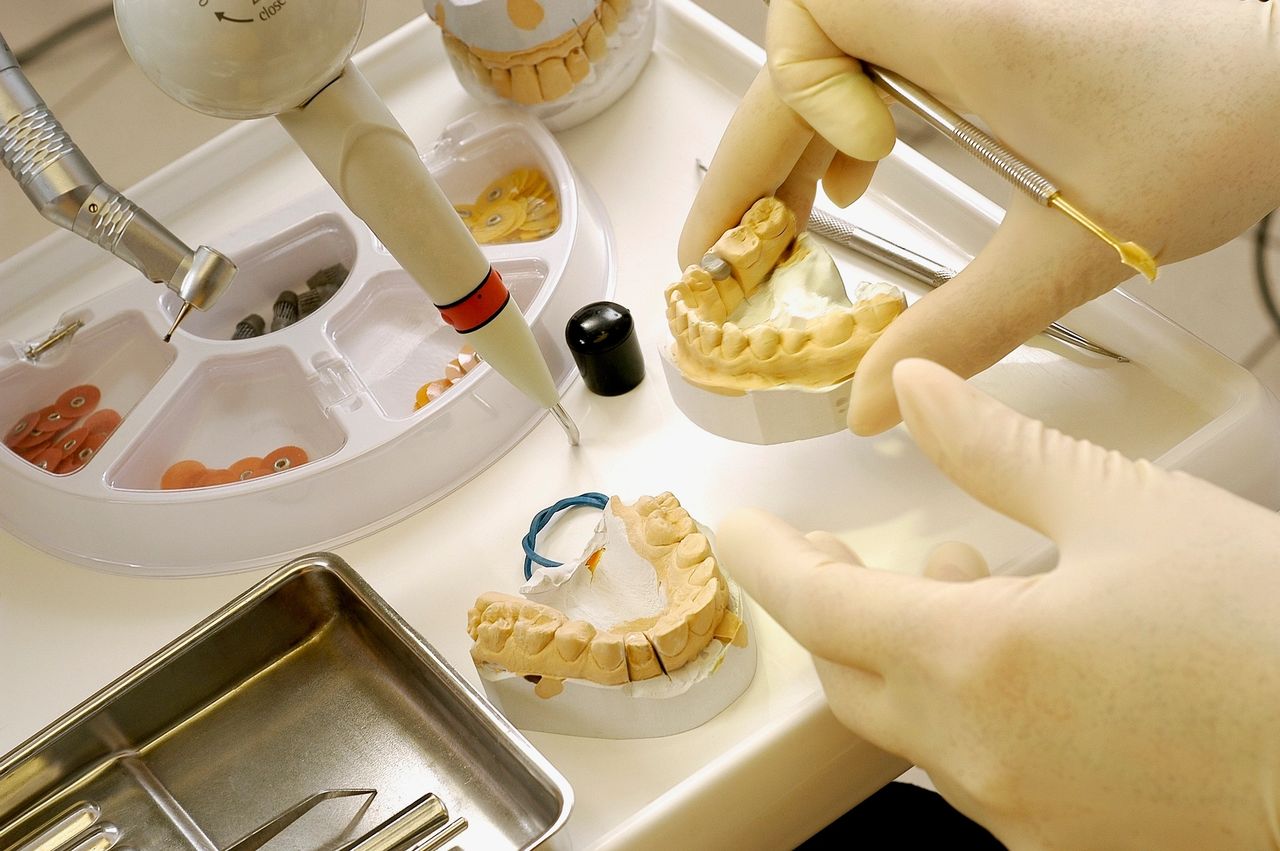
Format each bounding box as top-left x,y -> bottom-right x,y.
0,311 -> 175,475
0,556 -> 571,850
327,259 -> 548,419
107,348 -> 346,491
430,123 -> 565,245
165,213 -> 357,342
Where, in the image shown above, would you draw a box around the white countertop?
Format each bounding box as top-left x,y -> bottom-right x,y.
3,4 -> 1279,849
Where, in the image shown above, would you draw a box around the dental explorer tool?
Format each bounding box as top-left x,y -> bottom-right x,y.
113,0 -> 579,444
865,64 -> 1158,282
693,160 -> 1127,362
0,32 -> 236,342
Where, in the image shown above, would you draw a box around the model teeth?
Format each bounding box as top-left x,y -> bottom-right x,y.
720,322 -> 748,357
665,197 -> 906,390
590,634 -> 626,669
625,633 -> 663,680
676,532 -> 710,567
687,583 -> 719,637
747,325 -> 781,359
434,0 -> 634,106
555,623 -> 594,660
689,557 -> 716,587
698,322 -> 721,354
652,618 -> 690,658
812,311 -> 855,346
517,620 -> 556,653
468,494 -> 736,687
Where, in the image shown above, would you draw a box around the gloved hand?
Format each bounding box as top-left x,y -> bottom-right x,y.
680,1 -> 1280,434
717,359 -> 1280,850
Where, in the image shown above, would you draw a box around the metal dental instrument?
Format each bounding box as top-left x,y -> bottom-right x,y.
224,788 -> 376,851
693,160 -> 1128,362
0,32 -> 236,342
864,64 -> 1158,282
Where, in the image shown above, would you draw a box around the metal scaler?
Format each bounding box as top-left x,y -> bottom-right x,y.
113,0 -> 581,444
0,32 -> 236,342
865,65 -> 1158,282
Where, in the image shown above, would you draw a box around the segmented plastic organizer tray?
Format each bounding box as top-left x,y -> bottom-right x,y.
0,554 -> 572,850
0,107 -> 612,575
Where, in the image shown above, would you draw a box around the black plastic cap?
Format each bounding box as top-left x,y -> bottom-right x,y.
565,301 -> 645,396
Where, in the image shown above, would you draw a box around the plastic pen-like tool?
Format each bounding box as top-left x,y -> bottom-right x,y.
276,67 -> 578,444
865,64 -> 1158,282
113,0 -> 579,444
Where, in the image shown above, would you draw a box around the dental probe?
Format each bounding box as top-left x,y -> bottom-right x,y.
864,64 -> 1158,282
693,160 -> 1127,362
0,32 -> 236,342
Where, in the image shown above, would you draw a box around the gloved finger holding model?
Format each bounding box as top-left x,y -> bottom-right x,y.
681,0 -> 1280,434
718,359 -> 1280,850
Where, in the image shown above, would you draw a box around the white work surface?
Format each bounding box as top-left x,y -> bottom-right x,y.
3,4 -> 1280,849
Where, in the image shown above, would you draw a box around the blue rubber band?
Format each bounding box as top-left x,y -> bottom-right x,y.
522,492 -> 609,580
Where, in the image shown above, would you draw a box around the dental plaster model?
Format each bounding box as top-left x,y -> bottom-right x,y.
430,0 -> 634,105
666,198 -> 907,391
468,493 -> 744,693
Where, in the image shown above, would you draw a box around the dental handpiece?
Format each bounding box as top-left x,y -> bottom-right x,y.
0,32 -> 235,342
113,0 -> 578,444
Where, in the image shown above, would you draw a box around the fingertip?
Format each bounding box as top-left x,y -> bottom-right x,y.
804,530 -> 864,565
717,507 -> 786,573
846,367 -> 902,436
822,153 -> 876,208
923,541 -> 990,582
891,358 -> 961,422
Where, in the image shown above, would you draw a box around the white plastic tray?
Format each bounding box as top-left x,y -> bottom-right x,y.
1,2 -> 1279,850
0,108 -> 613,574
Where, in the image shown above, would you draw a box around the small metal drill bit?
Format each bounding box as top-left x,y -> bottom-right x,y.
297,284 -> 338,318
307,262 -> 349,290
700,252 -> 731,280
232,313 -> 266,340
550,403 -> 580,446
24,319 -> 84,361
164,301 -> 193,343
270,290 -> 299,331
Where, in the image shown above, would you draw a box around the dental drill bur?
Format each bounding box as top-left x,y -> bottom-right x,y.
865,64 -> 1158,282
693,160 -> 1127,362
0,32 -> 236,342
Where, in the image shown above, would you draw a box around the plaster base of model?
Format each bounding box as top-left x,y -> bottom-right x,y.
659,343 -> 858,444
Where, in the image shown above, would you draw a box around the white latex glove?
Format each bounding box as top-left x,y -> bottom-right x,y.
679,1 -> 1280,434
718,359 -> 1280,851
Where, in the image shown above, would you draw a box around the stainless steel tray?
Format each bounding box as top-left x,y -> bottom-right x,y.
0,554 -> 572,850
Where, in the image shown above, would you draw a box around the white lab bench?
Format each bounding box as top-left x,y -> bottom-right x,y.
2,3 -> 1279,848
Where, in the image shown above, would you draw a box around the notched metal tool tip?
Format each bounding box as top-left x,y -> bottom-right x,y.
164,301 -> 194,343
550,403 -> 580,446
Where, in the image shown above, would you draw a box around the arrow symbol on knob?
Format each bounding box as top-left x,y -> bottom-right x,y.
215,11 -> 253,22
